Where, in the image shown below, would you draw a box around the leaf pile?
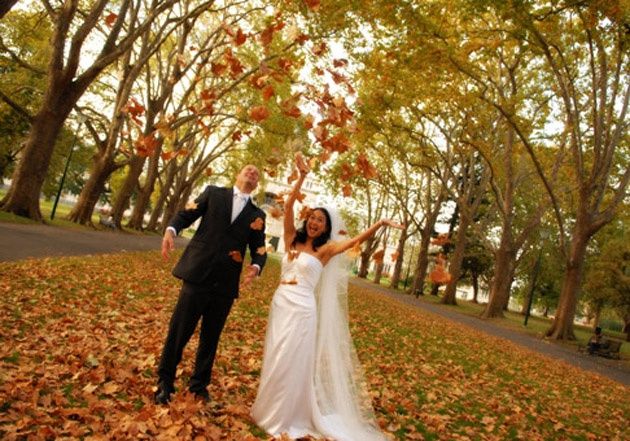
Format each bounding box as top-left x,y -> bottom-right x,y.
0,252 -> 628,440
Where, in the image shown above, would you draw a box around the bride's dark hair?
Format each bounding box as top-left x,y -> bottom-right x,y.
292,207 -> 332,251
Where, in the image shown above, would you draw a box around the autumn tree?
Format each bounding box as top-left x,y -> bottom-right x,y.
0,0 -> 210,220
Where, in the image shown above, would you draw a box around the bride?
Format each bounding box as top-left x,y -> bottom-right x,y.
251,153 -> 400,440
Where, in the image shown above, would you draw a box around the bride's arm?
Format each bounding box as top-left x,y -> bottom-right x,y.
324,219 -> 403,258
283,152 -> 310,250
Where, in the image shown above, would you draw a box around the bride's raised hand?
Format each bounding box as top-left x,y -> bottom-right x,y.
380,219 -> 405,230
295,151 -> 310,176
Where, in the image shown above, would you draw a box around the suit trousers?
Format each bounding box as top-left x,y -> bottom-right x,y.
157,281 -> 234,393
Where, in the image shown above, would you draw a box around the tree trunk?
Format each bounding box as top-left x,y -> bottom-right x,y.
0,0 -> 19,19
146,160 -> 177,231
373,262 -> 384,284
441,213 -> 471,305
128,146 -> 161,230
472,273 -> 479,303
545,231 -> 589,340
411,233 -> 431,297
482,237 -> 516,318
358,250 -> 371,278
111,155 -> 146,228
1,100 -> 73,220
68,153 -> 119,224
389,228 -> 407,289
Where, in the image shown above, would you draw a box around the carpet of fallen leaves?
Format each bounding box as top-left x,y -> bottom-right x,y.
0,251 -> 628,440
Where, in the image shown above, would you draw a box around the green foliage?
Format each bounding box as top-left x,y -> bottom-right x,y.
0,8 -> 51,179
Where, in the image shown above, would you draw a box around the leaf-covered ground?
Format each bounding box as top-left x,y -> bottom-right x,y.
1,251 -> 628,440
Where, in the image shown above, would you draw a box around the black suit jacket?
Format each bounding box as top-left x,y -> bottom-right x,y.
169,185 -> 267,298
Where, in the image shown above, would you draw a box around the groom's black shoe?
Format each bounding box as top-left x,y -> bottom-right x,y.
154,382 -> 174,405
190,388 -> 210,403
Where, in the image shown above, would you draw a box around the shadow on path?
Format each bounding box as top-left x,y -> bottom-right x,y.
350,278 -> 630,387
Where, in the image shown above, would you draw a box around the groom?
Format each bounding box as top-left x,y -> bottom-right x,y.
155,164 -> 267,404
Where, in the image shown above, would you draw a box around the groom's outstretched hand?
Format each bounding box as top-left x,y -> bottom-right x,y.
240,265 -> 259,290
161,230 -> 175,260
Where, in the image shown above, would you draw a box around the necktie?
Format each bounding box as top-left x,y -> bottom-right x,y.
232,192 -> 248,222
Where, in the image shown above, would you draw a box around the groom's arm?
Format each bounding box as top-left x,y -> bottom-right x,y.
162,186 -> 212,260
167,186 -> 212,235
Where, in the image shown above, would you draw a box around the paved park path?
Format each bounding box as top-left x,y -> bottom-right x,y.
1,221 -> 628,387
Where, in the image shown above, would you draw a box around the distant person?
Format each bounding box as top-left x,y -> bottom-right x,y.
154,164 -> 267,404
587,326 -> 604,355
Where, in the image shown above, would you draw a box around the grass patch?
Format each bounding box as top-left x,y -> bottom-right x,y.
0,252 -> 627,439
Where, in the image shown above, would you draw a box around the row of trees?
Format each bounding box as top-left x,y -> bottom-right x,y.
316,0 -> 629,340
1,1 -> 628,340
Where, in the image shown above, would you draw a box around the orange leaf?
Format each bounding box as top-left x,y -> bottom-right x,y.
304,0 -> 321,10
232,131 -> 242,141
250,217 -> 264,230
342,184 -> 352,197
298,206 -> 312,221
269,206 -> 283,219
185,201 -> 198,210
337,229 -> 348,235
228,250 -> 243,263
262,85 -> 275,101
256,246 -> 267,256
234,28 -> 247,46
391,251 -> 400,262
372,249 -> 385,264
211,62 -> 227,76
356,153 -> 378,179
304,114 -> 314,129
105,12 -> 118,27
250,105 -> 270,122
205,167 -> 213,177
312,42 -> 327,56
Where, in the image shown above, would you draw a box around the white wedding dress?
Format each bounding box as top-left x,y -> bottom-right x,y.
251,247 -> 386,441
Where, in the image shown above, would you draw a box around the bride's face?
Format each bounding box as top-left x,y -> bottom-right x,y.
306,210 -> 328,239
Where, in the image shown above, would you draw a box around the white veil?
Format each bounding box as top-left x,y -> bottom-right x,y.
314,207 -> 386,441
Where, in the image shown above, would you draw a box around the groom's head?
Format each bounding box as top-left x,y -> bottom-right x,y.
235,164 -> 260,194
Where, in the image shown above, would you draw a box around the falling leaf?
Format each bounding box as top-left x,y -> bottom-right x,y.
256,246 -> 267,256
298,206 -> 312,221
228,250 -> 243,263
250,217 -> 264,230
304,0 -> 321,10
211,62 -> 227,76
205,167 -> 213,177
262,85 -> 275,101
372,249 -> 385,264
234,28 -> 247,46
342,184 -> 352,197
185,201 -> 198,210
269,206 -> 283,219
249,105 -> 270,122
337,229 -> 347,235
391,251 -> 400,262
105,12 -> 118,27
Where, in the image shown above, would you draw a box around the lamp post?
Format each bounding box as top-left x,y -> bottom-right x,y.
51,114 -> 86,220
524,231 -> 548,326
